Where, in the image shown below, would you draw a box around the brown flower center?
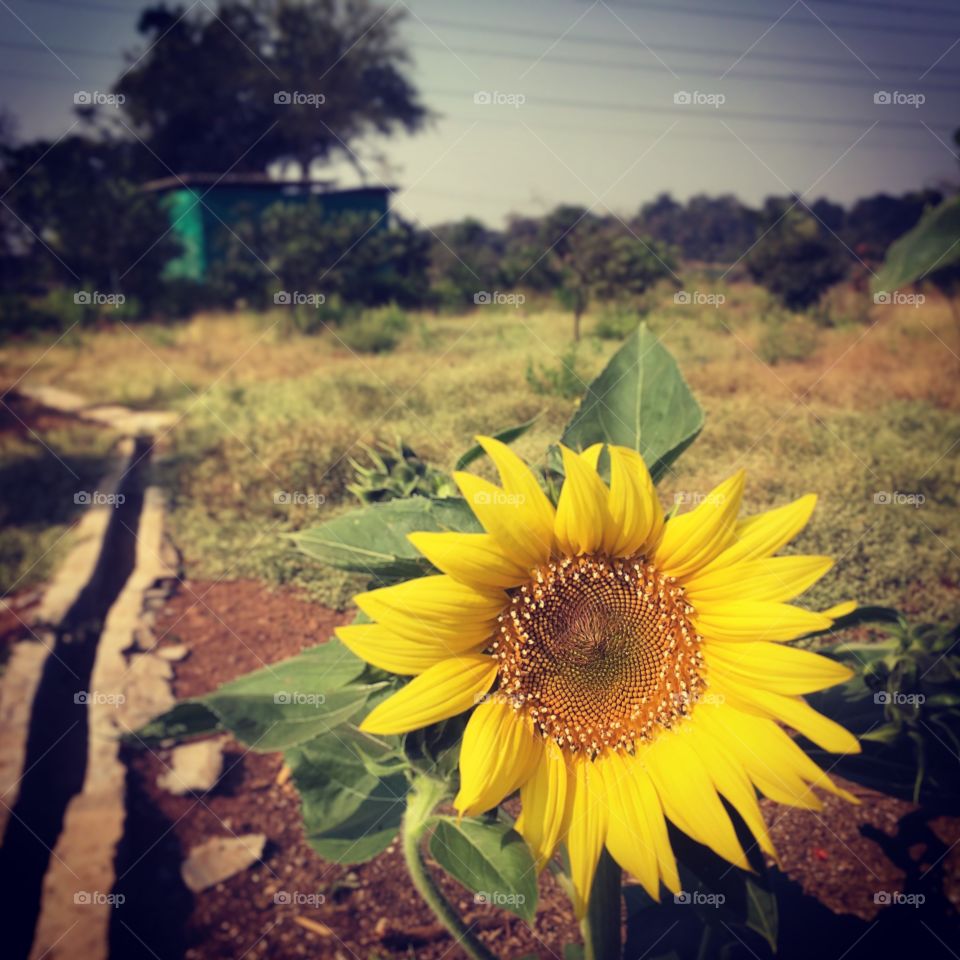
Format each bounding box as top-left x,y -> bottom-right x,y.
491,554 -> 704,757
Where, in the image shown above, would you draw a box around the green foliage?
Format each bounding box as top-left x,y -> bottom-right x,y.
534,206 -> 675,339
525,344 -> 589,400
112,1 -> 426,176
347,438 -> 456,503
873,195 -> 960,296
746,212 -> 849,310
288,726 -> 408,864
755,312 -> 820,364
338,304 -> 411,354
454,414 -> 539,471
0,137 -> 180,318
292,497 -> 481,583
561,325 -> 704,482
428,818 -> 538,922
807,618 -> 960,808
592,306 -> 640,340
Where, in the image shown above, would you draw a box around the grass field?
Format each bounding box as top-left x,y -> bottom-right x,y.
2,279 -> 958,621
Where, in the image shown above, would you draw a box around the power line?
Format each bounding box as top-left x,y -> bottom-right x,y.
9,0 -> 960,80
425,6 -> 959,42
4,35 -> 960,95
17,0 -> 960,43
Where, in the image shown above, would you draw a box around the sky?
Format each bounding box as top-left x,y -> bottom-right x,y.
1,0 -> 958,228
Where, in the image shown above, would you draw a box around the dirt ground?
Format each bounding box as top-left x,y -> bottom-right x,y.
112,578 -> 960,960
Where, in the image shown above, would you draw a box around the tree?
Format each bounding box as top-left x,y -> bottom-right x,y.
0,135 -> 179,310
260,204 -> 429,325
539,206 -> 675,340
428,218 -> 506,309
111,0 -> 427,178
746,211 -> 849,311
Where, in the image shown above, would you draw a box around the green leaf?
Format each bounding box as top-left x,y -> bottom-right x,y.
200,639 -> 379,751
286,726 -> 409,864
872,196 -> 960,293
428,817 -> 538,922
672,831 -> 778,951
560,324 -> 703,480
454,413 -> 540,471
292,497 -> 481,581
131,700 -> 222,746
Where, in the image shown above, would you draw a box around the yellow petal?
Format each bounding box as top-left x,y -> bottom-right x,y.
718,677 -> 860,754
454,471 -> 551,569
686,556 -> 834,605
455,699 -> 542,817
822,600 -> 857,619
685,720 -> 776,858
693,600 -> 832,642
336,623 -> 485,676
408,531 -> 530,590
641,731 -> 748,870
655,471 -> 746,579
580,443 -> 604,471
355,575 -> 503,643
566,758 -> 607,919
476,435 -> 555,561
604,446 -> 664,557
359,655 -> 498,735
516,738 -> 571,870
706,641 -> 854,695
696,704 -> 854,807
555,444 -> 611,556
599,751 -> 663,899
699,494 -> 817,574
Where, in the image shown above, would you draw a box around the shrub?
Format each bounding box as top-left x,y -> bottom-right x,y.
593,306 -> 639,340
337,304 -> 410,354
746,215 -> 849,310
756,313 -> 820,365
525,343 -> 589,399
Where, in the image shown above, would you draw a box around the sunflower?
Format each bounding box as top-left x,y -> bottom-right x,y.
336,437 -> 859,916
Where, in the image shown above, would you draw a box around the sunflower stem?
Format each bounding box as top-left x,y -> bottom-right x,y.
401,774 -> 498,960
581,848 -> 622,960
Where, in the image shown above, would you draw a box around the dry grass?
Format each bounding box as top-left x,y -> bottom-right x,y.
1,282 -> 958,617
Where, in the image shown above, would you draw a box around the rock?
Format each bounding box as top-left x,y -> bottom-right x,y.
158,738 -> 225,795
156,643 -> 190,662
181,834 -> 266,893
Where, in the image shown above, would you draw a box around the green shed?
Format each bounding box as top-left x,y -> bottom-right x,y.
142,174 -> 395,281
